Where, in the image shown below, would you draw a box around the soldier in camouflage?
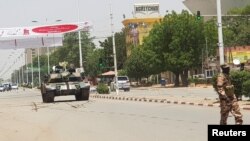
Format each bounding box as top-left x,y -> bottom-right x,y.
216,64 -> 243,125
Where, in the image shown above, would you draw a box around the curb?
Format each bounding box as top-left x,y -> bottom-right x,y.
90,95 -> 250,111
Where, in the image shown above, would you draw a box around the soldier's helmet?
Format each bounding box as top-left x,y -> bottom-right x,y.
68,63 -> 76,73
69,63 -> 75,68
220,63 -> 230,69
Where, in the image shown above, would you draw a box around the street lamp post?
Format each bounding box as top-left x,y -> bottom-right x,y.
31,49 -> 34,88
21,53 -> 24,85
78,30 -> 83,72
16,69 -> 18,84
47,46 -> 50,74
110,4 -> 119,95
77,0 -> 84,72
18,68 -> 21,84
18,57 -> 21,85
32,20 -> 47,76
37,48 -> 41,86
217,0 -> 224,65
32,19 -> 62,74
25,51 -> 28,84
31,21 -> 41,86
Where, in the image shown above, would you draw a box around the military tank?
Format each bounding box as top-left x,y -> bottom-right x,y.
41,65 -> 90,103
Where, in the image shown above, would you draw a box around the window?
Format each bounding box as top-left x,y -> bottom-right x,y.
205,69 -> 216,78
117,76 -> 129,81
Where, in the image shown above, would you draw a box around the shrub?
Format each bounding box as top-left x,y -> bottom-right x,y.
242,80 -> 250,98
118,69 -> 127,76
188,77 -> 198,84
230,70 -> 250,99
188,77 -> 213,85
211,70 -> 250,99
96,83 -> 110,94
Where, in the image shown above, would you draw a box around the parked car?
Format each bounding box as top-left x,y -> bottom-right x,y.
11,83 -> 18,90
0,85 -> 5,92
3,83 -> 11,91
110,76 -> 130,92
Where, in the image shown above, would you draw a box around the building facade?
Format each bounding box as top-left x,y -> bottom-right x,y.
122,18 -> 161,54
123,1 -> 250,85
25,47 -> 55,64
224,46 -> 250,64
122,3 -> 162,56
122,3 -> 176,84
183,0 -> 250,15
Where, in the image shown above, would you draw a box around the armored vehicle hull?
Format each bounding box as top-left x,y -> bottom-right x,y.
41,82 -> 90,103
41,68 -> 90,103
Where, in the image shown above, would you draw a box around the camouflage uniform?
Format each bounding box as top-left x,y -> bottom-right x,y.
217,72 -> 243,125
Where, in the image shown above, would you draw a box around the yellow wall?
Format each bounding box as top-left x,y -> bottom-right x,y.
225,46 -> 250,63
122,17 -> 162,55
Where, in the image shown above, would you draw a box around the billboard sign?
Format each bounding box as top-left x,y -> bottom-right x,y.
134,3 -> 160,18
0,21 -> 92,49
0,21 -> 92,38
32,24 -> 78,34
0,35 -> 63,49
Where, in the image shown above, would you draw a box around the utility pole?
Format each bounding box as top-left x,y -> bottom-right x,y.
31,49 -> 34,88
32,19 -> 62,74
217,0 -> 224,65
25,51 -> 28,84
202,49 -> 204,75
18,57 -> 21,85
38,48 -> 41,87
77,0 -> 84,73
22,59 -> 24,84
110,4 -> 119,95
47,46 -> 50,74
18,67 -> 21,84
205,37 -> 208,66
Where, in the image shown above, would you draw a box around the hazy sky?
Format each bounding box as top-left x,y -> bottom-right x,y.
0,0 -> 188,81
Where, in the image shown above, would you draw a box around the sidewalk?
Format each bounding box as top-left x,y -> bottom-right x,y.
90,84 -> 250,111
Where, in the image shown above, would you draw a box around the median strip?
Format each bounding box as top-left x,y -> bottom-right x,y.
90,95 -> 249,110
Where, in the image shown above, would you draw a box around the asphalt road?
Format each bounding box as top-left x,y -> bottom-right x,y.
0,89 -> 249,141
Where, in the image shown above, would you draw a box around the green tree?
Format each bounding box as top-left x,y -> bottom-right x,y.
32,54 -> 50,82
84,48 -> 103,78
49,32 -> 94,68
143,10 -> 207,86
203,19 -> 218,56
223,5 -> 250,46
212,71 -> 250,100
29,31 -> 97,87
125,47 -> 156,82
99,30 -> 126,70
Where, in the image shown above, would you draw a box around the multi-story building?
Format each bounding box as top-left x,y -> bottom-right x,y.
123,1 -> 250,56
123,1 -> 250,85
122,17 -> 162,55
122,3 -> 176,84
25,47 -> 55,64
122,3 -> 162,56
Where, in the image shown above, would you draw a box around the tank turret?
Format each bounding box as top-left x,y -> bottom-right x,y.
41,63 -> 90,103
